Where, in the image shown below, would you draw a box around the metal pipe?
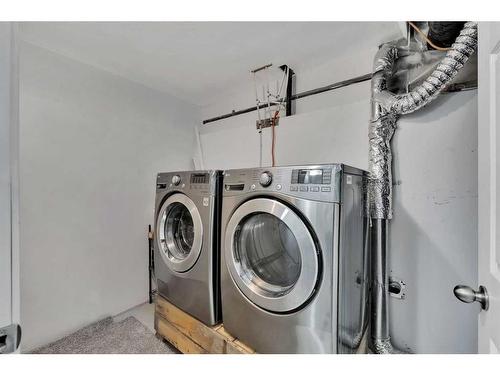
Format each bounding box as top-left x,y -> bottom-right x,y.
251,63 -> 273,73
202,73 -> 373,124
369,219 -> 401,353
368,44 -> 400,351
203,103 -> 279,124
294,73 -> 373,100
148,225 -> 154,304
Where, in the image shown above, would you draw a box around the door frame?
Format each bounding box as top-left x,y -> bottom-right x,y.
0,22 -> 20,353
477,21 -> 500,354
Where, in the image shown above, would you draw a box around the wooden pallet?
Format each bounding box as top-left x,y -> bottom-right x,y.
154,295 -> 255,354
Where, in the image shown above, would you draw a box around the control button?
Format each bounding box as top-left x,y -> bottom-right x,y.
181,183 -> 185,188
276,184 -> 282,191
251,184 -> 256,190
299,186 -> 308,192
310,186 -> 320,192
172,175 -> 181,185
321,187 -> 331,192
290,186 -> 298,192
259,171 -> 273,187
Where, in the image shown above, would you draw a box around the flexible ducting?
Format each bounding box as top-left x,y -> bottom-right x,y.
390,22 -> 477,115
368,22 -> 477,354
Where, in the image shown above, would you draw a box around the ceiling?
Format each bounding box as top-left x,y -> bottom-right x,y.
19,22 -> 403,106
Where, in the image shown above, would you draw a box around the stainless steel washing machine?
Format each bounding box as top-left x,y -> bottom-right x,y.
154,170 -> 222,326
220,164 -> 369,353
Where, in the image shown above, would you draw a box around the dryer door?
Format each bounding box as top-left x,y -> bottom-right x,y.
225,198 -> 319,312
156,193 -> 203,273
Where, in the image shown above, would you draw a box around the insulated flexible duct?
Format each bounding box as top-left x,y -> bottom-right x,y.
368,22 -> 477,354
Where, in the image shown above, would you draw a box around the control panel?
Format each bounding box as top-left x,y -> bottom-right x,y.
156,171 -> 217,196
289,168 -> 332,193
223,164 -> 351,203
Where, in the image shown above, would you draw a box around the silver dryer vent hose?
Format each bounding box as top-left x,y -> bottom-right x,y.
368,22 -> 477,354
369,21 -> 477,220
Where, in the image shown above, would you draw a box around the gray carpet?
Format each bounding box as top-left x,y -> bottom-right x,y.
31,316 -> 177,354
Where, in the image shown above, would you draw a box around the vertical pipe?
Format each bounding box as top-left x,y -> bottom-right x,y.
368,43 -> 400,354
148,225 -> 153,304
371,219 -> 391,347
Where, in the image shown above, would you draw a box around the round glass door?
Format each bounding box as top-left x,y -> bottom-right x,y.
157,194 -> 203,273
235,213 -> 302,295
225,198 -> 319,312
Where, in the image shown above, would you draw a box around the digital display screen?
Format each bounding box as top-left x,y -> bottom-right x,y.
297,169 -> 323,184
191,173 -> 208,184
225,184 -> 244,191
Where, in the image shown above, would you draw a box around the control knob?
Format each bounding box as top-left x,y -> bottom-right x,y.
259,171 -> 273,187
171,175 -> 181,186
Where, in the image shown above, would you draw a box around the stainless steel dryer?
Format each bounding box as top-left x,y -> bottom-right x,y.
220,164 -> 369,353
154,170 -> 222,326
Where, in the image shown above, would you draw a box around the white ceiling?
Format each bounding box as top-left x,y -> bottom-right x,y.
19,22 -> 403,106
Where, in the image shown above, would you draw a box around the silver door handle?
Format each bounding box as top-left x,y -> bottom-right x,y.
453,285 -> 489,311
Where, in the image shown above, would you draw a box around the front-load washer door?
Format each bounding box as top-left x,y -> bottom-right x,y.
225,198 -> 319,313
156,193 -> 203,273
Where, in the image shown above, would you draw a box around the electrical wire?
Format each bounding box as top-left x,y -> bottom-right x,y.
408,22 -> 451,52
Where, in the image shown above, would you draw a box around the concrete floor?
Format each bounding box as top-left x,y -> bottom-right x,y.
113,302 -> 155,332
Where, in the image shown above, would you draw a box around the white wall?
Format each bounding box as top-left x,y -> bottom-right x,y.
197,53 -> 478,353
19,42 -> 198,351
390,92 -> 477,353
